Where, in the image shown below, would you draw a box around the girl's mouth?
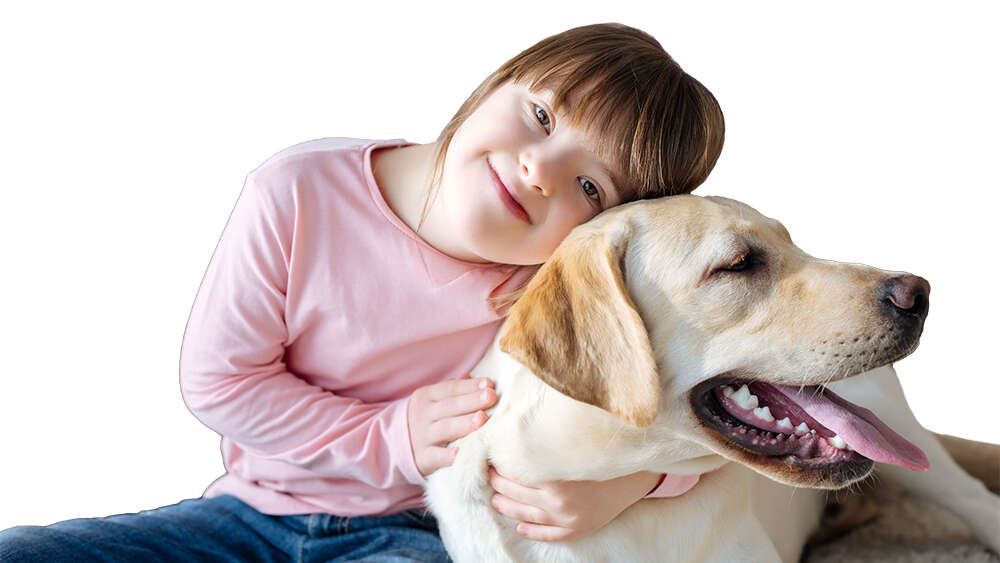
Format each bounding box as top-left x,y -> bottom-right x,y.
488,158 -> 531,224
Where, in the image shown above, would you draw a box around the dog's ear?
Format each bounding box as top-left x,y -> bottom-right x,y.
499,217 -> 659,427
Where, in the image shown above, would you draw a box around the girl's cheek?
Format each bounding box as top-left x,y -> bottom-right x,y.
494,125 -> 525,146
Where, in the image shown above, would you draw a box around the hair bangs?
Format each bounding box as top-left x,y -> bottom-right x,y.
509,43 -> 723,201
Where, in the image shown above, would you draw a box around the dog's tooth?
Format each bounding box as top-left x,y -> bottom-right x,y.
776,417 -> 793,430
732,385 -> 759,409
752,406 -> 774,422
827,435 -> 847,449
722,386 -> 734,398
795,422 -> 811,435
731,384 -> 750,403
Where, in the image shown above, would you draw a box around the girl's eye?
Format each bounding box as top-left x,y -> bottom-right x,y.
533,104 -> 551,133
579,178 -> 601,204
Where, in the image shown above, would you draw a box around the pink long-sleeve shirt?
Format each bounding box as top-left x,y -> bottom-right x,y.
179,138 -> 697,518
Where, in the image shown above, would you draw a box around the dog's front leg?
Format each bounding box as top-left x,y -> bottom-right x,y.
830,365 -> 1000,553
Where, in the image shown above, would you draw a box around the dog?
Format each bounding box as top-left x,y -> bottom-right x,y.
424,195 -> 1000,562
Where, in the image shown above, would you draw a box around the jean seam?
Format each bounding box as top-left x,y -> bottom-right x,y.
199,497 -> 292,560
296,531 -> 306,563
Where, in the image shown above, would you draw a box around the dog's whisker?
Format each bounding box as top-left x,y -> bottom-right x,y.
602,423 -> 627,454
787,484 -> 800,508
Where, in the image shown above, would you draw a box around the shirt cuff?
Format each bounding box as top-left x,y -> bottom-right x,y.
644,473 -> 701,498
385,394 -> 426,486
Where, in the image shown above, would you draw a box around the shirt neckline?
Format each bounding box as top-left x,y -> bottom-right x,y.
362,140 -> 509,271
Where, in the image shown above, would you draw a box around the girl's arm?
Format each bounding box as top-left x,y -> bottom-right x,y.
487,468 -> 700,542
179,166 -> 424,488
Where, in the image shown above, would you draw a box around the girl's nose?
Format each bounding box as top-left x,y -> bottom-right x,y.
519,150 -> 563,197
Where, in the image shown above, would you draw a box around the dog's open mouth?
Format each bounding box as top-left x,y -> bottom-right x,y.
693,379 -> 929,474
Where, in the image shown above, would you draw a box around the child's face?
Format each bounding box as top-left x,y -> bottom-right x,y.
438,81 -> 624,265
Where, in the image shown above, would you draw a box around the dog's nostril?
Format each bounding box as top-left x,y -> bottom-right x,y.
883,275 -> 930,316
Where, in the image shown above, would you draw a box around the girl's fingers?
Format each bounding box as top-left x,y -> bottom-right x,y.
515,521 -> 575,542
418,446 -> 458,476
488,467 -> 546,506
429,387 -> 497,421
490,492 -> 554,527
429,410 -> 488,444
425,376 -> 493,401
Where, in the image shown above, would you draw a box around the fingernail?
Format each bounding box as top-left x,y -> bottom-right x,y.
478,379 -> 488,389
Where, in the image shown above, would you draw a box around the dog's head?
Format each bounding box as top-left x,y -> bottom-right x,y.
499,195 -> 930,489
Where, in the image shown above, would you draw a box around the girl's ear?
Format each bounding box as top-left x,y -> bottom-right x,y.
499,216 -> 660,427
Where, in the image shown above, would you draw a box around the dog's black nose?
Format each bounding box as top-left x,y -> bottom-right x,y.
882,275 -> 930,321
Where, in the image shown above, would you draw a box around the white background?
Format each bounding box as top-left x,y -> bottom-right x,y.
1,1 -> 996,530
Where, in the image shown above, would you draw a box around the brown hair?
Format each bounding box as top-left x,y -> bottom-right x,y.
420,23 -> 725,228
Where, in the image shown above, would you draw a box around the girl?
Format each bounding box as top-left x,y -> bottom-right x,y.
0,23 -> 723,561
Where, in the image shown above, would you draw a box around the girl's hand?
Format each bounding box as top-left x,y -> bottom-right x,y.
408,374 -> 498,477
488,466 -> 662,542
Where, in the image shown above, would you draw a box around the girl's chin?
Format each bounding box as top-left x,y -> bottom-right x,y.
465,239 -> 539,266
449,212 -> 545,264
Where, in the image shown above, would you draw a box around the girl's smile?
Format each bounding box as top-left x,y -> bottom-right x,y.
487,156 -> 531,224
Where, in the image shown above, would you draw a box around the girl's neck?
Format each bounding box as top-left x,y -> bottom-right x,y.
371,142 -> 436,233
371,141 -> 489,264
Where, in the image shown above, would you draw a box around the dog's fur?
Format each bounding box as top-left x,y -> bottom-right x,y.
424,195 -> 1000,562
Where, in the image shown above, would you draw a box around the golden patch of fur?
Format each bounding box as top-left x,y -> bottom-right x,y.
499,219 -> 660,427
935,433 -> 1000,492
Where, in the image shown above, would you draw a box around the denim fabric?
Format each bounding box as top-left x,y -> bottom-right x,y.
0,495 -> 451,562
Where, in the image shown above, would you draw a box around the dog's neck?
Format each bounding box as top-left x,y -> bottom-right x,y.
470,337 -> 725,483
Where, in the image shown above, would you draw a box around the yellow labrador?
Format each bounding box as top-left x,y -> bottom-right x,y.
424,195 -> 999,562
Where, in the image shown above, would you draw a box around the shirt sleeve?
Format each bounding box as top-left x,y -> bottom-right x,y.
178,163 -> 426,489
643,473 -> 701,498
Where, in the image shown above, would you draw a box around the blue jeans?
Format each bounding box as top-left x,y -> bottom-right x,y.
0,495 -> 451,562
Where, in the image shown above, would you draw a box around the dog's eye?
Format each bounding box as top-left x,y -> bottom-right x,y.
720,252 -> 754,273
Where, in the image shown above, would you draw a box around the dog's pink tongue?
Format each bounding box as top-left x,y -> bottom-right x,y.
772,384 -> 929,471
